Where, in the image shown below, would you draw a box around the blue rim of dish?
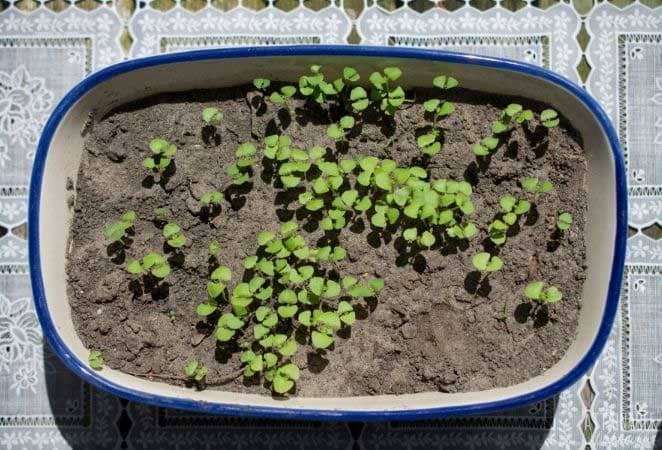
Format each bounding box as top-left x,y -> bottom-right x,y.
29,45 -> 627,421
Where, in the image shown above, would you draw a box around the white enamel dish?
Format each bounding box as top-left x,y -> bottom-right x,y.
29,46 -> 627,420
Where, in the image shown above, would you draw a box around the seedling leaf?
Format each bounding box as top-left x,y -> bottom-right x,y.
557,212 -> 573,230
202,107 -> 223,124
89,350 -> 104,370
312,331 -> 334,349
525,281 -> 544,300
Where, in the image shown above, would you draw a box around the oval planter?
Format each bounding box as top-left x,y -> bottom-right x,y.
29,46 -> 626,421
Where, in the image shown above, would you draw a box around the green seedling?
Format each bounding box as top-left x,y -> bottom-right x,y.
320,208 -> 348,231
326,188 -> 372,228
393,176 -> 474,231
402,228 -> 436,248
472,136 -> 500,156
346,277 -> 384,298
355,156 -> 396,190
349,86 -> 369,112
163,222 -> 187,248
297,159 -> 346,212
298,65 -> 358,105
418,230 -> 435,248
89,350 -> 103,370
270,363 -> 300,395
324,185 -> 373,230
417,74 -> 458,156
263,134 -> 293,160
370,202 -> 401,230
269,85 -> 297,105
446,222 -> 478,240
297,191 -> 323,212
197,265 -> 232,316
255,331 -> 281,352
472,252 -> 504,273
472,252 -> 503,297
499,195 -> 531,225
368,67 -> 405,116
524,281 -> 563,304
253,78 -> 271,92
202,107 -> 223,125
274,146 -> 317,189
522,177 -> 553,198
341,66 -> 360,83
491,103 -> 534,134
432,74 -> 458,90
241,350 -> 264,375
314,160 -> 344,191
488,219 -> 509,245
252,307 -> 279,339
327,115 -> 355,141
243,350 -> 300,395
104,210 -> 136,243
216,312 -> 245,342
200,191 -> 223,209
540,109 -> 559,128
253,333 -> 297,357
473,104 -> 532,156
299,65 -> 343,104
557,212 -> 573,231
275,153 -> 316,189
491,193 -> 529,245
143,138 -> 176,172
299,308 -> 342,349
127,252 -> 171,279
208,240 -> 220,257
337,301 -> 356,326
184,360 -> 208,383
227,142 -> 257,185
229,277 -> 271,318
277,289 -> 300,319
241,349 -> 270,377
154,207 -> 171,220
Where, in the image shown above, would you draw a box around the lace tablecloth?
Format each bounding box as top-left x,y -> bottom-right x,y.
0,1 -> 660,448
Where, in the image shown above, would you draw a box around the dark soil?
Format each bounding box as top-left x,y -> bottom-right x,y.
66,83 -> 587,397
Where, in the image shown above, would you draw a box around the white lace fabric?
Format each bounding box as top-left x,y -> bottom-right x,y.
358,3 -> 582,83
0,2 -> 660,449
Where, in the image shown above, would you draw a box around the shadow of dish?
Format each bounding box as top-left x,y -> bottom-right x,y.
359,396 -> 558,449
41,339 -> 125,449
44,330 -> 558,450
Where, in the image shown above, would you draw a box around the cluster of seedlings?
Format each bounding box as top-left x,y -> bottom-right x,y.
94,65 -> 575,396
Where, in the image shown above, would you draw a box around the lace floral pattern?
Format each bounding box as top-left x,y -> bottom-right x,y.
0,294 -> 41,374
628,235 -> 662,263
591,266 -> 662,448
357,4 -> 581,83
130,6 -> 352,57
0,188 -> 28,274
629,197 -> 662,227
587,3 -> 662,190
0,65 -> 52,149
586,6 -> 662,447
0,6 -> 124,448
0,8 -> 120,69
